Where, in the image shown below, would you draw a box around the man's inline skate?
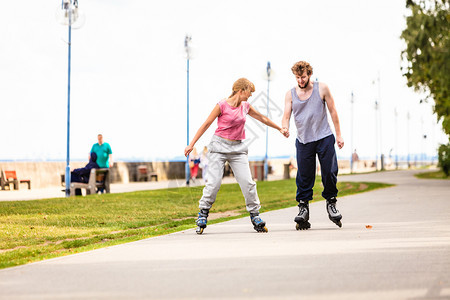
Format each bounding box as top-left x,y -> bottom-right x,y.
196,209 -> 209,234
294,200 -> 311,230
326,197 -> 342,227
250,213 -> 268,233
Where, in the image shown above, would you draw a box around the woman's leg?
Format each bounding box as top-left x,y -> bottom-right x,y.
198,152 -> 225,210
228,153 -> 261,214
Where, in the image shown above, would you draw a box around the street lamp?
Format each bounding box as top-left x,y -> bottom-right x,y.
56,0 -> 85,197
372,72 -> 382,171
377,72 -> 383,170
407,111 -> 411,168
350,91 -> 354,173
394,108 -> 398,169
264,61 -> 272,180
374,99 -> 379,171
184,35 -> 192,186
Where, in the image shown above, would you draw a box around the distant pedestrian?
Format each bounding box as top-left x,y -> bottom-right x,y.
90,134 -> 112,194
90,134 -> 113,168
282,61 -> 344,230
184,78 -> 289,234
199,146 -> 209,183
352,149 -> 360,172
189,147 -> 200,182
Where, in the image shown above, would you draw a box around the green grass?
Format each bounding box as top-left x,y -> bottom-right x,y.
0,179 -> 392,269
415,170 -> 449,179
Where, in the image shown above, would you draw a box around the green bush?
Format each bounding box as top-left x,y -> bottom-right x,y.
438,142 -> 450,176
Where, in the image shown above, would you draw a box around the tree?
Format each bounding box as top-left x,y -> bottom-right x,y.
400,0 -> 450,137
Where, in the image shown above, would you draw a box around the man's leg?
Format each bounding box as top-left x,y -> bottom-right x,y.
317,135 -> 342,227
295,139 -> 317,202
316,135 -> 338,200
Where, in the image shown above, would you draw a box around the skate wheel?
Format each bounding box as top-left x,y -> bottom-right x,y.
295,222 -> 311,230
254,226 -> 268,233
196,227 -> 204,234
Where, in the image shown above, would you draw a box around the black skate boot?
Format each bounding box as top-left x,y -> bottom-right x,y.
294,200 -> 311,230
196,209 -> 209,234
250,213 -> 268,233
327,197 -> 342,228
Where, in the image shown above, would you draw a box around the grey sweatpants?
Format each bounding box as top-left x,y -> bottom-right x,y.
199,135 -> 261,214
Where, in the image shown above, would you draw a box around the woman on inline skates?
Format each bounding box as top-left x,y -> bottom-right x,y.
184,78 -> 289,234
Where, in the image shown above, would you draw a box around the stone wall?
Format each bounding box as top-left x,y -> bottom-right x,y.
0,161 -> 188,189
3,158 -> 407,189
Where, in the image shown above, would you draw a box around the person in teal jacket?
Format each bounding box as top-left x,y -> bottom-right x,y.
90,134 -> 113,168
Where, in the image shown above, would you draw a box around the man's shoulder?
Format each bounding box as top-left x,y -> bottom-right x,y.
285,88 -> 295,98
317,81 -> 329,90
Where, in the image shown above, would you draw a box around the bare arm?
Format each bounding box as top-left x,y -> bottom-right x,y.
321,83 -> 344,149
248,105 -> 289,137
184,104 -> 221,157
109,154 -> 113,168
281,90 -> 293,135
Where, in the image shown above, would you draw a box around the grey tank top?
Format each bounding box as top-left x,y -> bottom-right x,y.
291,82 -> 332,144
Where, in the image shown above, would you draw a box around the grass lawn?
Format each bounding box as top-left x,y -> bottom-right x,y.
0,178 -> 392,269
415,170 -> 449,179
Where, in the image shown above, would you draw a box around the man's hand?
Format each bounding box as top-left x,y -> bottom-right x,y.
336,136 -> 344,149
280,127 -> 290,138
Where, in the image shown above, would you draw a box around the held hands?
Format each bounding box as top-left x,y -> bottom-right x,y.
280,127 -> 290,138
336,136 -> 344,149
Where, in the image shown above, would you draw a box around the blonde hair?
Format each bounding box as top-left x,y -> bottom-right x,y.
291,61 -> 313,76
229,78 -> 255,97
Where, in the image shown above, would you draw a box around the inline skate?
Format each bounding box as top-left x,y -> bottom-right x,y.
196,209 -> 209,234
327,197 -> 342,228
294,200 -> 311,230
250,213 -> 268,233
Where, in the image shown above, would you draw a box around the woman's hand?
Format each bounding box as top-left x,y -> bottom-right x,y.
184,145 -> 194,157
280,127 -> 290,138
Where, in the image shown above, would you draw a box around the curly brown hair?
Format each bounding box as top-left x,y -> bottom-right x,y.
229,78 -> 255,97
291,61 -> 313,76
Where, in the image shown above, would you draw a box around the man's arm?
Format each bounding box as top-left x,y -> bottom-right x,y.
321,83 -> 344,149
281,90 -> 293,135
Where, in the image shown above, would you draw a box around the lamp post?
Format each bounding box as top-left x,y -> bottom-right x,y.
374,99 -> 379,171
407,111 -> 411,168
264,61 -> 272,180
350,91 -> 354,173
394,108 -> 398,169
184,35 -> 192,186
56,0 -> 84,197
377,72 -> 383,170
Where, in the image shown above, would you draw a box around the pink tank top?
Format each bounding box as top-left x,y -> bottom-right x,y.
214,99 -> 250,140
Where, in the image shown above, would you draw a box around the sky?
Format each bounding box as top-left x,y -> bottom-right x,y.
0,0 -> 447,162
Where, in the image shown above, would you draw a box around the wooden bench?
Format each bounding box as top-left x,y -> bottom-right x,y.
70,168 -> 110,196
137,165 -> 158,182
0,170 -> 31,190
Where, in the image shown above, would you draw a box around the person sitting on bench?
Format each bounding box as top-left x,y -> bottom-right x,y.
71,152 -> 99,196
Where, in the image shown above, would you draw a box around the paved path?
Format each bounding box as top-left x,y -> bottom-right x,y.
0,170 -> 449,299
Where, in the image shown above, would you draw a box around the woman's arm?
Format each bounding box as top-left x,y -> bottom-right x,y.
248,105 -> 289,137
184,104 -> 221,157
